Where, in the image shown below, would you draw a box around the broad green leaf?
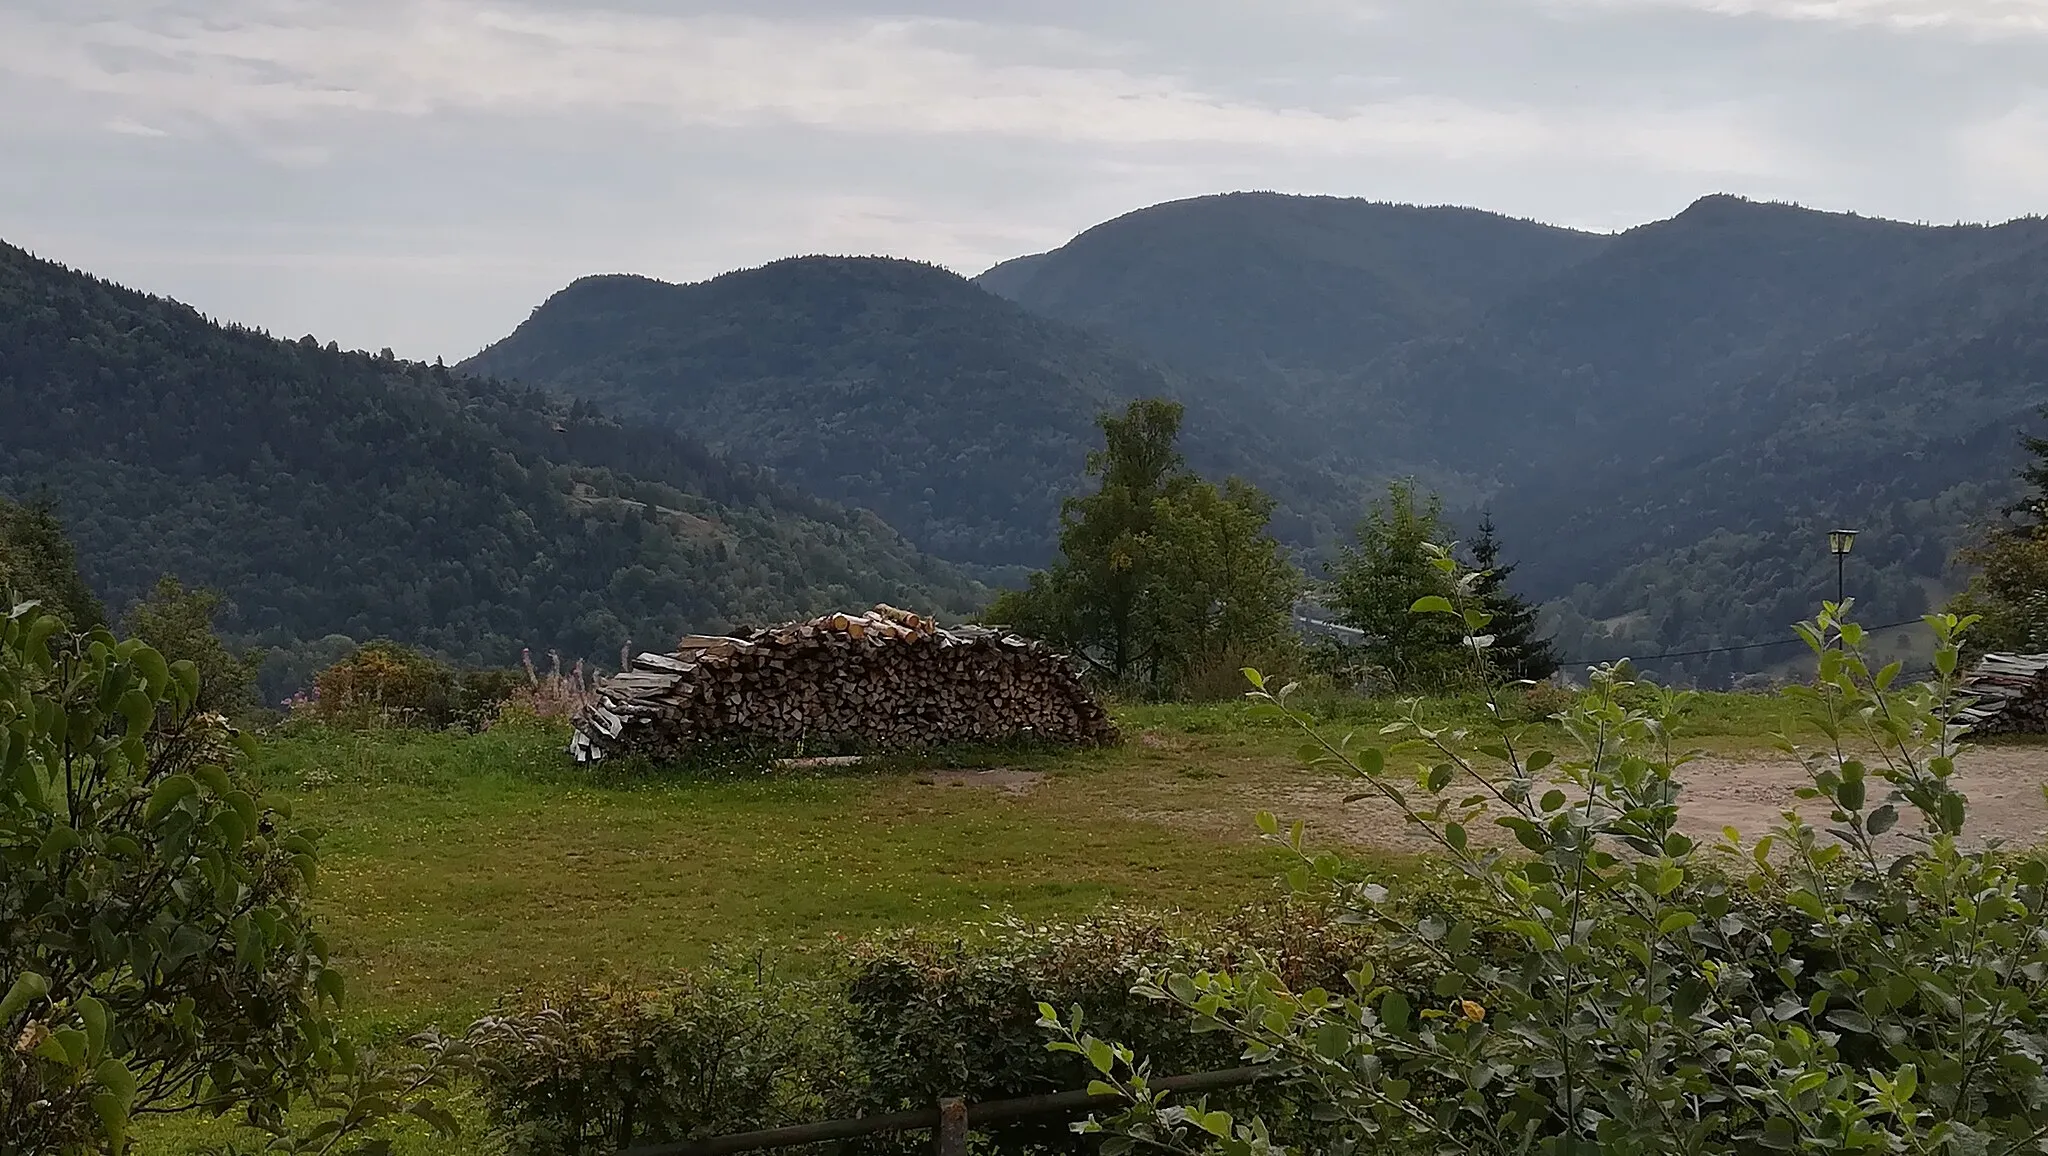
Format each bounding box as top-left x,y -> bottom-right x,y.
26,614 -> 63,665
143,774 -> 200,826
130,646 -> 171,700
1381,990 -> 1411,1034
77,995 -> 109,1063
1085,1037 -> 1114,1074
91,1091 -> 129,1155
194,764 -> 233,797
1825,1009 -> 1873,1034
38,825 -> 82,866
0,971 -> 50,1023
116,689 -> 154,740
169,659 -> 201,707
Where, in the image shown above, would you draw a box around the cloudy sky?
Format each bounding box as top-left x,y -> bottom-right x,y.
5,0 -> 2046,359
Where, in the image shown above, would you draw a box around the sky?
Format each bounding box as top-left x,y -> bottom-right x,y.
4,0 -> 2046,361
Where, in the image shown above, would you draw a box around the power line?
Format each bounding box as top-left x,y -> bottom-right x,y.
1558,617 -> 1929,667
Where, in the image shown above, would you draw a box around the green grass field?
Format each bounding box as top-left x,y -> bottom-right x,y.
138,690 -> 1803,1153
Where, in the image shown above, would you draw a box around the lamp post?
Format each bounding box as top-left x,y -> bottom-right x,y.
1828,529 -> 1859,607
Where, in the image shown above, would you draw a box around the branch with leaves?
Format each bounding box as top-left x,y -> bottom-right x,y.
1043,556 -> 2048,1155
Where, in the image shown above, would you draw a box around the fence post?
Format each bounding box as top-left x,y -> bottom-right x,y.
935,1096 -> 967,1156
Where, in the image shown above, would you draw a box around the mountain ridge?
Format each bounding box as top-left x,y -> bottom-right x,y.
0,240 -> 985,677
463,254 -> 1353,568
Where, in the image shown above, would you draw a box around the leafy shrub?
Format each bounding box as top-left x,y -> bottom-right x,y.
844,915 -> 1254,1151
476,967 -> 845,1156
0,598 -> 337,1153
0,596 -> 485,1155
303,640 -> 520,731
471,907 -> 1382,1155
1049,569 -> 2048,1155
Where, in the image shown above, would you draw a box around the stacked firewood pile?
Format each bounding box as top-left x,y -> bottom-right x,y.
569,605 -> 1117,762
1957,652 -> 2048,735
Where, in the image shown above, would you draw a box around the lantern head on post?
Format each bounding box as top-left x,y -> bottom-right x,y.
1828,528 -> 1859,610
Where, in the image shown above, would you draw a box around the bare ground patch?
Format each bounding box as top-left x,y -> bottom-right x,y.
1125,747 -> 2048,856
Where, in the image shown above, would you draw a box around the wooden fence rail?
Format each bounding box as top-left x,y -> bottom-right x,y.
617,1065 -> 1270,1156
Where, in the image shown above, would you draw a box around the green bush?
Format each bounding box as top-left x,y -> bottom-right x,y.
123,575 -> 260,716
470,906 -> 1383,1155
477,967 -> 846,1156
1048,574 -> 2048,1154
305,640 -> 521,731
0,598 -> 335,1153
840,909 -> 1372,1152
0,597 -> 488,1155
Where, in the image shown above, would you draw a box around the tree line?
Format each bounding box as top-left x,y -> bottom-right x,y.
991,398 -> 1555,698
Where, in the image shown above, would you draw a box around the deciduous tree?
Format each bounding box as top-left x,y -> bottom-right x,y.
991,399 -> 1298,697
1327,481 -> 1467,690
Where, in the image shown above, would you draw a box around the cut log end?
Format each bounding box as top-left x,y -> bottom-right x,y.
570,604 -> 1116,762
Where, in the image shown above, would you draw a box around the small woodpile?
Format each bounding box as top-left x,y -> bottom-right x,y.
1957,652 -> 2048,735
569,604 -> 1117,762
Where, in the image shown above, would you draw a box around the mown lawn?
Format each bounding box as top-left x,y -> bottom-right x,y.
139,690 -> 1796,1154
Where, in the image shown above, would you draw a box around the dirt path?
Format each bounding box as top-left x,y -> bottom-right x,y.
1676,747 -> 2048,847
1142,745 -> 2048,856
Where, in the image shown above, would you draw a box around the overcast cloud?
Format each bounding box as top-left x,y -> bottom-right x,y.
3,0 -> 2044,358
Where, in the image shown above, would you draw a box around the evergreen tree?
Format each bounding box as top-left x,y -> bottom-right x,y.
1951,410 -> 2048,651
1468,514 -> 1559,681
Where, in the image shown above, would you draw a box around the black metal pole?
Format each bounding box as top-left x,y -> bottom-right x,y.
1836,551 -> 1845,607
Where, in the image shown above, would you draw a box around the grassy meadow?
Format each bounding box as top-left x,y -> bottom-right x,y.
140,689 -> 1808,1154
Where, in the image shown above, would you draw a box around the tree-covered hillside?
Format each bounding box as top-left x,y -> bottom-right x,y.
450,192 -> 2048,679
988,193 -> 2048,676
1508,227 -> 2048,679
463,256 -> 1350,569
1355,196 -> 2043,473
978,191 -> 1606,392
0,241 -> 984,674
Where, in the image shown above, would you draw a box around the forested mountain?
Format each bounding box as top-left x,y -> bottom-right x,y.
0,241 -> 984,677
454,192 -> 2048,682
981,193 -> 2048,678
978,191 -> 1605,393
1507,222 -> 2048,679
1350,196 -> 2042,471
463,256 -> 1350,569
